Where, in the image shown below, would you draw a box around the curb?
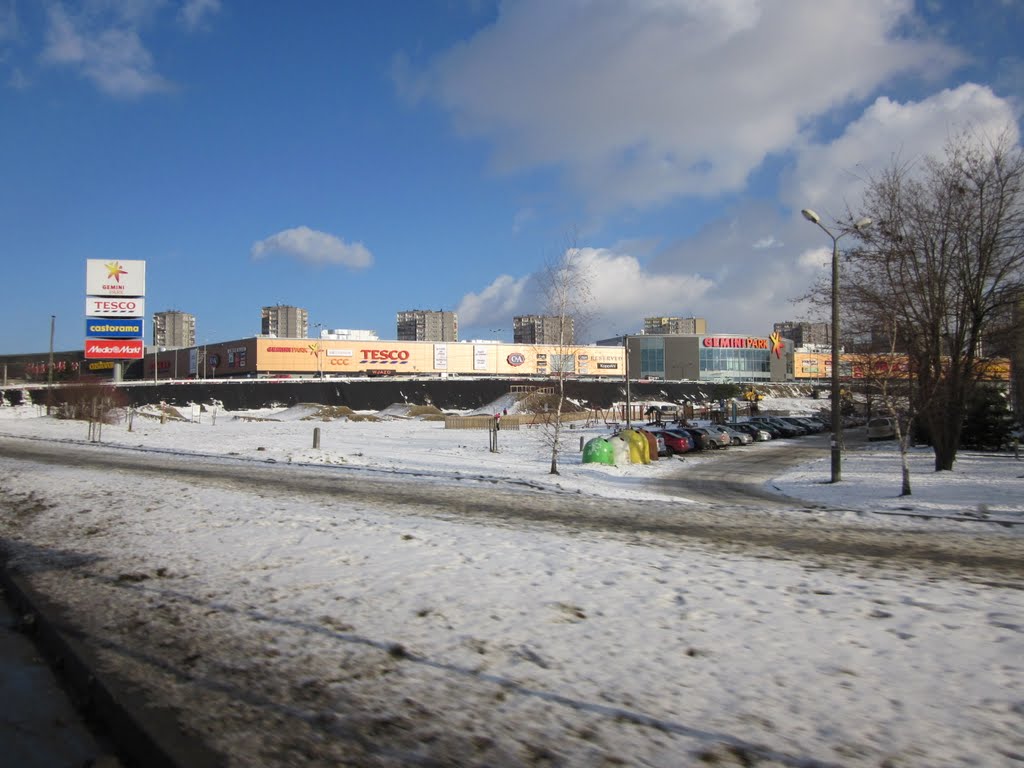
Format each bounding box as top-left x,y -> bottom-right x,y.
0,560 -> 224,768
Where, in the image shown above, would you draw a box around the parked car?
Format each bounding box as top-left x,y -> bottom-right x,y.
709,424 -> 752,445
675,426 -> 714,451
688,426 -> 730,449
776,417 -> 813,435
867,416 -> 897,441
742,419 -> 783,439
748,417 -> 802,439
651,428 -> 694,455
787,416 -> 825,434
804,415 -> 831,430
729,422 -> 772,441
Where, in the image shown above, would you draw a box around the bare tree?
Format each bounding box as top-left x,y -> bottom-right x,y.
839,129 -> 1024,471
849,313 -> 917,496
535,239 -> 593,475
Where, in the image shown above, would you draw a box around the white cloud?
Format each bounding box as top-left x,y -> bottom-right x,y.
251,226 -> 374,269
752,236 -> 782,250
511,207 -> 536,234
796,246 -> 830,271
408,0 -> 963,212
456,246 -> 713,338
785,83 -> 1020,219
42,3 -> 170,98
456,274 -> 530,326
179,0 -> 221,31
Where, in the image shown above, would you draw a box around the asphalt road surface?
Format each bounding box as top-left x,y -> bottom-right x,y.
1,433 -> 1021,767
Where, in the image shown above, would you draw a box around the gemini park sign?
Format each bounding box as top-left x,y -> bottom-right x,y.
85,259 -> 146,360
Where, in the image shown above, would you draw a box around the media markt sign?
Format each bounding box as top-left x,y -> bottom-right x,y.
85,339 -> 145,360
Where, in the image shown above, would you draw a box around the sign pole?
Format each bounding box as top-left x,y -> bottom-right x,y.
47,315 -> 55,415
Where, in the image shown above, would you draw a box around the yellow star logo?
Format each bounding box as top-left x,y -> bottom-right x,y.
307,343 -> 321,356
769,331 -> 784,359
105,261 -> 128,283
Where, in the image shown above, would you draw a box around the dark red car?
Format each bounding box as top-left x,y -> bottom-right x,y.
651,428 -> 694,455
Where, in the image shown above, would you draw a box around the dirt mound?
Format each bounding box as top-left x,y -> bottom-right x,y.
303,405 -> 379,422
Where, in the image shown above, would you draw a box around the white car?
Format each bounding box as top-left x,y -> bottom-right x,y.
866,417 -> 897,441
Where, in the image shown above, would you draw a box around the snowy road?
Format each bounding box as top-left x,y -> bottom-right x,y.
1,435 -> 1022,767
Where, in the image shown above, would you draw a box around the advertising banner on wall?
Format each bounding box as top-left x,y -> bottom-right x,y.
86,259 -> 147,297
473,345 -> 488,371
85,317 -> 144,338
433,344 -> 448,370
85,297 -> 146,317
85,339 -> 145,359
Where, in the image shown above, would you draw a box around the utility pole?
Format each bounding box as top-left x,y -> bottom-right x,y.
623,334 -> 631,428
47,315 -> 55,415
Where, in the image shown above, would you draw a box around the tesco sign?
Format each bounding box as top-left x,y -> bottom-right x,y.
86,297 -> 146,317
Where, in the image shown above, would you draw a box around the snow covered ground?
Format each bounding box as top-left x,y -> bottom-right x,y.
0,395 -> 1022,766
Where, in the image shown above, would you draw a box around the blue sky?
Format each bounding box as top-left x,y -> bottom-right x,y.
1,0 -> 1022,354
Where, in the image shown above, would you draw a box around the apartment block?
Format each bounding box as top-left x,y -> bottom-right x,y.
396,310 -> 458,342
153,310 -> 196,348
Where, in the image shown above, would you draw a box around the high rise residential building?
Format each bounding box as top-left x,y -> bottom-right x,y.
773,320 -> 831,348
396,310 -> 458,342
643,316 -> 707,335
513,315 -> 575,345
261,305 -> 309,338
153,310 -> 196,348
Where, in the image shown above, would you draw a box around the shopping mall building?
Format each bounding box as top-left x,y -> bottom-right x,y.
4,331 -> 1009,387
599,332 -> 792,383
132,331 -> 801,383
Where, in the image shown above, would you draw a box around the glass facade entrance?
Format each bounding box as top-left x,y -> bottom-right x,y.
698,345 -> 771,382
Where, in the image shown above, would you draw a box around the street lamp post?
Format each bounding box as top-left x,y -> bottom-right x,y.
623,334 -> 631,428
801,208 -> 872,483
47,315 -> 55,415
313,323 -> 324,378
152,315 -> 158,384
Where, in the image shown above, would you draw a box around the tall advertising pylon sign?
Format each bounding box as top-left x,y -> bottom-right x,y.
85,260 -> 146,360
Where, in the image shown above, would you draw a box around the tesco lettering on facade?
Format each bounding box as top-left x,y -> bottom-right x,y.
360,349 -> 410,364
86,297 -> 146,317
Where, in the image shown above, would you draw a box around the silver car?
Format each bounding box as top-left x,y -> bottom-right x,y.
709,424 -> 753,445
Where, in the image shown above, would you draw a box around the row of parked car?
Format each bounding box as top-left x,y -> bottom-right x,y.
639,414 -> 831,457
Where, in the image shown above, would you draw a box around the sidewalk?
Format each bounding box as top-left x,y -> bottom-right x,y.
0,565 -> 223,768
0,585 -> 117,767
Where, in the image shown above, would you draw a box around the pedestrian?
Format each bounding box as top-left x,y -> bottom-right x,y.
494,413 -> 501,431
